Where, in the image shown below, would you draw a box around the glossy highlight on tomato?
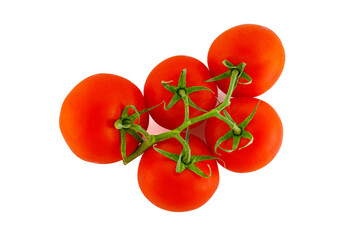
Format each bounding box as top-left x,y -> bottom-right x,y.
59,73 -> 149,164
138,135 -> 219,212
208,24 -> 285,97
144,55 -> 217,130
205,97 -> 283,173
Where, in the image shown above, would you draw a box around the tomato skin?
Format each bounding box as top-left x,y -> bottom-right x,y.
138,135 -> 219,212
207,24 -> 285,97
59,73 -> 149,164
144,55 -> 217,130
205,97 -> 283,173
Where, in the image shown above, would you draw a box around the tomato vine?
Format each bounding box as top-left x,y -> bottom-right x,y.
114,60 -> 260,177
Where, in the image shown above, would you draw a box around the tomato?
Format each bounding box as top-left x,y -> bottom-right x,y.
205,97 -> 283,173
59,73 -> 149,164
207,24 -> 285,97
138,134 -> 219,212
144,55 -> 217,130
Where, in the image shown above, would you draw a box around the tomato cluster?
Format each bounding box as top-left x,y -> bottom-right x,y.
60,24 -> 285,212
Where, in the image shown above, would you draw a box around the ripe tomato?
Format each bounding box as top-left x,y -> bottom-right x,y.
207,24 -> 285,97
205,97 -> 283,173
144,55 -> 217,130
138,134 -> 219,212
59,73 -> 149,164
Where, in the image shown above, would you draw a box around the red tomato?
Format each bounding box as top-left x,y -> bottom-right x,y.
144,55 -> 217,130
205,97 -> 283,173
138,134 -> 219,212
207,24 -> 285,97
59,73 -> 149,164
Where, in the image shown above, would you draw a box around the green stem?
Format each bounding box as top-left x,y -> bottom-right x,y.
130,123 -> 152,141
218,69 -> 239,109
124,129 -> 179,164
213,112 -> 241,135
176,68 -> 240,131
173,134 -> 191,164
178,89 -> 189,122
123,68 -> 242,165
123,136 -> 155,165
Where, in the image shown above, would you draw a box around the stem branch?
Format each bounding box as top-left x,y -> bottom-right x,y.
122,67 -> 242,164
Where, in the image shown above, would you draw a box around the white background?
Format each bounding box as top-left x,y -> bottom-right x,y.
1,0 -> 359,239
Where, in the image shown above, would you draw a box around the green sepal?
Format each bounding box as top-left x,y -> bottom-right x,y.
187,86 -> 214,95
219,134 -> 241,153
115,102 -> 162,145
114,120 -> 131,130
128,101 -> 164,122
192,154 -> 219,163
204,60 -> 252,85
114,105 -> 140,130
187,164 -> 211,178
214,130 -> 235,154
186,86 -> 214,113
223,59 -> 236,68
116,103 -> 162,130
164,94 -> 182,110
213,100 -> 260,154
188,97 -> 207,113
177,69 -> 187,88
153,145 -> 215,178
205,71 -> 232,82
115,102 -> 164,130
161,69 -> 212,113
121,105 -> 140,124
238,100 -> 261,129
161,80 -> 177,93
153,146 -> 179,161
161,79 -> 182,110
239,130 -> 254,150
240,72 -> 252,84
